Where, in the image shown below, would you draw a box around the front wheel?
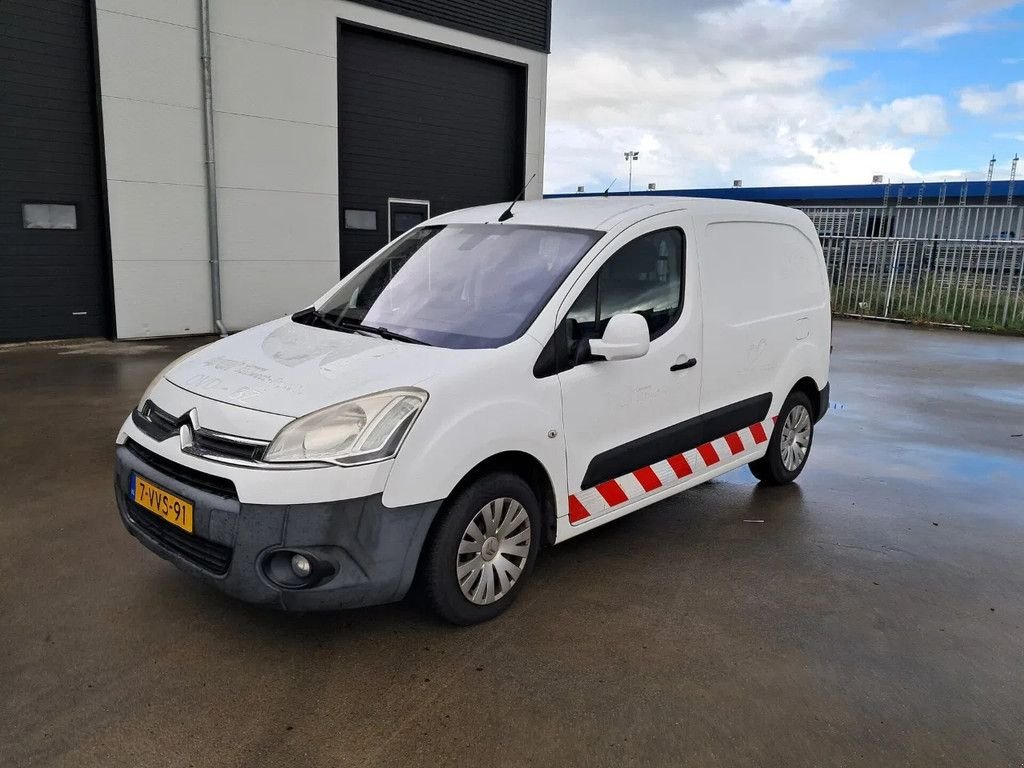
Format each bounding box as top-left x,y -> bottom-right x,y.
420,472 -> 541,625
749,391 -> 814,485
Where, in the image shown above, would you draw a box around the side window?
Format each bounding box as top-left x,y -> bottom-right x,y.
566,228 -> 684,340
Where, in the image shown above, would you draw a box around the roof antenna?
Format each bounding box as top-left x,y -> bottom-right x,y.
498,173 -> 537,222
603,178 -> 618,197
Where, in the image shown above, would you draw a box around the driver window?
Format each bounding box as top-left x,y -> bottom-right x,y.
566,228 -> 684,340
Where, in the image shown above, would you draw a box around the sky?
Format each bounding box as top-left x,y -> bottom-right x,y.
543,0 -> 1024,193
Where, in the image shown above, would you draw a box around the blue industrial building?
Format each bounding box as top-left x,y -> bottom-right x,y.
547,180 -> 1018,207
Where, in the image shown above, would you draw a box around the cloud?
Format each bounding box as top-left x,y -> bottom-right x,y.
546,57 -> 951,192
553,0 -> 1015,60
958,81 -> 1024,115
544,0 -> 1014,192
898,20 -> 973,49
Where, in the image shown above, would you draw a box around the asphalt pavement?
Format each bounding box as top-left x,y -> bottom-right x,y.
2,319 -> 1022,767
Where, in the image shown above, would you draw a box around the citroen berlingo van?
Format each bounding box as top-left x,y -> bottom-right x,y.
115,197 -> 831,624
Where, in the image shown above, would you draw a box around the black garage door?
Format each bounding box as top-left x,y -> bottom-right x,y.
0,0 -> 109,342
338,23 -> 526,275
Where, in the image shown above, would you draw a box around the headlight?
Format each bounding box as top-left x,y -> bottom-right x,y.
138,344 -> 210,410
264,389 -> 428,466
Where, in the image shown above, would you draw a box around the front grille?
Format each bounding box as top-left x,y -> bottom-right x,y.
132,404 -> 177,441
128,500 -> 233,575
134,401 -> 269,464
192,431 -> 267,463
125,439 -> 237,499
147,402 -> 180,435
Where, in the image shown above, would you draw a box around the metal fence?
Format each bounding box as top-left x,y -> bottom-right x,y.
799,204 -> 1024,332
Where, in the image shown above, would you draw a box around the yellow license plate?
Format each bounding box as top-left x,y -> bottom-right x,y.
132,474 -> 194,533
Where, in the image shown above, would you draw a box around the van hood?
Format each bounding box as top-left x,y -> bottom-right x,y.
164,318 -> 469,417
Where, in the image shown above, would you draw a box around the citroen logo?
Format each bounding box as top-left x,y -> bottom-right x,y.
179,408 -> 200,452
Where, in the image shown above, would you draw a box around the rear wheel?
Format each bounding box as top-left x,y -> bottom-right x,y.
749,391 -> 814,485
421,472 -> 541,625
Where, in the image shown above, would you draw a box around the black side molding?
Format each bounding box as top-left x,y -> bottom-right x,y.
581,393 -> 772,490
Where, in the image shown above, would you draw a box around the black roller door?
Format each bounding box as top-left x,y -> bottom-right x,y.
338,23 -> 526,275
348,0 -> 551,52
0,0 -> 109,342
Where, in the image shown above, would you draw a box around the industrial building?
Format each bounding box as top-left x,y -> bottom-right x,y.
2,0 -> 550,342
551,179 -> 1020,209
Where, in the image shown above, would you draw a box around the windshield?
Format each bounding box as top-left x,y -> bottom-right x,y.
310,223 -> 603,349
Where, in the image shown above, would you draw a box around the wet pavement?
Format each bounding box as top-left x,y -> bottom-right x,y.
1,320 -> 1023,767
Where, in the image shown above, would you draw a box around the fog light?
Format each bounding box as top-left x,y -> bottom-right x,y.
291,553 -> 312,578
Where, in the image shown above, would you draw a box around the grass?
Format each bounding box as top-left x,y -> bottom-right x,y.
830,274 -> 1024,334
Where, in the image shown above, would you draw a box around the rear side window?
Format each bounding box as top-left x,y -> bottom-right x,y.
567,228 -> 684,340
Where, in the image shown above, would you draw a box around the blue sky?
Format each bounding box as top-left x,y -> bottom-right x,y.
824,3 -> 1024,172
544,0 -> 1024,193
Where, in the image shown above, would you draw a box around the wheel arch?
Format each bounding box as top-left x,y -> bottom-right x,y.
441,451 -> 558,547
790,375 -> 824,421
772,338 -> 829,422
411,450 -> 558,595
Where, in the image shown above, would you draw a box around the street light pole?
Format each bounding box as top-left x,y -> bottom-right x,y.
624,150 -> 639,195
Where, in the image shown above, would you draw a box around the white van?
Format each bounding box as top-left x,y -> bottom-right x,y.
115,197 -> 830,624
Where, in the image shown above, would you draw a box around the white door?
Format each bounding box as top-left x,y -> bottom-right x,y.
556,214 -> 703,526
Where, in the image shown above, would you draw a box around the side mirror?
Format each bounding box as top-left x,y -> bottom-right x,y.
588,313 -> 650,362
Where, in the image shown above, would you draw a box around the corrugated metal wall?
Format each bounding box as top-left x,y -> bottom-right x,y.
350,0 -> 551,52
0,0 -> 109,341
338,23 -> 526,274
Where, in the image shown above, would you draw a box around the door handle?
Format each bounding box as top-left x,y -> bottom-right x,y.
670,356 -> 697,372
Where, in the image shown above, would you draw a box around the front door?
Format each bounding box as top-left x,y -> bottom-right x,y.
556,213 -> 704,527
388,199 -> 430,241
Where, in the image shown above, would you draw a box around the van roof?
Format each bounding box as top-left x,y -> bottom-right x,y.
429,196 -> 807,231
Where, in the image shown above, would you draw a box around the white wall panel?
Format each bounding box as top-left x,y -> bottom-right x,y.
107,181 -> 208,262
212,34 -> 337,126
211,0 -> 339,56
95,0 -> 197,29
215,113 -> 338,195
101,98 -> 204,187
525,152 -> 542,195
218,188 -> 340,264
96,10 -> 200,108
219,260 -> 336,330
114,261 -> 213,339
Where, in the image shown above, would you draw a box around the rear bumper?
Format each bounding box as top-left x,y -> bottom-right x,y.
816,382 -> 830,422
114,444 -> 441,611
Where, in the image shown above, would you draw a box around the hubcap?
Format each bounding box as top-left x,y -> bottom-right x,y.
457,497 -> 531,606
780,404 -> 812,471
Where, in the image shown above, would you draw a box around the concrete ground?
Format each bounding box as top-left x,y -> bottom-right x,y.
1,319 -> 1022,767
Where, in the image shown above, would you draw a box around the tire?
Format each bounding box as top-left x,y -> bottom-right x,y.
749,391 -> 814,486
421,472 -> 542,625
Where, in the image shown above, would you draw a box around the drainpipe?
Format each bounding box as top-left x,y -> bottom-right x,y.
199,0 -> 227,336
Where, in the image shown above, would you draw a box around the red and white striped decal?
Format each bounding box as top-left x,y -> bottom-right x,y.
567,415 -> 777,525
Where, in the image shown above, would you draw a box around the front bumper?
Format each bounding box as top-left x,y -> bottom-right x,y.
115,443 -> 441,611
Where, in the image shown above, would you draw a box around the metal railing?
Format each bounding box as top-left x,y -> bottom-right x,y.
799,204 -> 1024,331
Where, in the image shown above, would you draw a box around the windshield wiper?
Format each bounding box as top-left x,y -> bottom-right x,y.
292,307 -> 336,329
332,317 -> 432,346
293,307 -> 432,346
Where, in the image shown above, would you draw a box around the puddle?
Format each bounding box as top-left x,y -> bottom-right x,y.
970,388 -> 1024,407
57,341 -> 170,356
